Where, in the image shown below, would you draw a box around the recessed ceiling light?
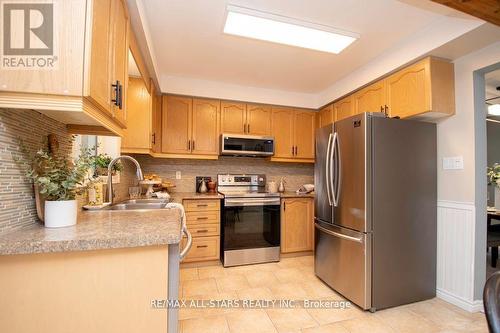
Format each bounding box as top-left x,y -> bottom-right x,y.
223,5 -> 359,54
488,104 -> 500,116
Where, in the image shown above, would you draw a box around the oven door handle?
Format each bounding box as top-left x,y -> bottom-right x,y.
224,198 -> 281,207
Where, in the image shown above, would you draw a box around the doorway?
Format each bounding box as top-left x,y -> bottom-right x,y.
485,68 -> 500,279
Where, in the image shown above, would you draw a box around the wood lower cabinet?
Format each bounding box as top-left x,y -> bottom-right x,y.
281,198 -> 314,253
318,104 -> 334,127
121,77 -> 151,153
271,107 -> 315,162
386,57 -> 454,119
221,101 -> 246,134
182,199 -> 221,263
334,96 -> 353,121
353,80 -> 386,115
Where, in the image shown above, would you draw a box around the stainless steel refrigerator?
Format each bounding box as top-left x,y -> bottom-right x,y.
314,112 -> 436,312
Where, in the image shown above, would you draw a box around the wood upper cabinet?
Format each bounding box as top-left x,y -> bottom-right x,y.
161,96 -> 220,157
386,57 -> 454,119
318,104 -> 334,127
221,102 -> 271,135
121,77 -> 151,152
271,107 -> 315,162
334,96 -> 353,122
281,198 -> 314,253
271,107 -> 295,158
294,111 -> 315,159
221,102 -> 246,134
161,96 -> 192,154
246,104 -> 272,135
151,83 -> 162,153
353,80 -> 386,115
88,0 -> 113,116
191,99 -> 220,155
0,0 -> 131,136
110,0 -> 129,127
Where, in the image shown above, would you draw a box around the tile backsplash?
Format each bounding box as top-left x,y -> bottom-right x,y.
0,108 -> 73,234
115,154 -> 314,199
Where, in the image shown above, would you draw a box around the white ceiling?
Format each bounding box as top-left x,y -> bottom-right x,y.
132,0 -> 495,107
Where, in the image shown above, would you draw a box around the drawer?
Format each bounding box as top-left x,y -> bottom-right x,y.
188,224 -> 220,237
185,210 -> 219,225
182,236 -> 219,262
184,199 -> 220,212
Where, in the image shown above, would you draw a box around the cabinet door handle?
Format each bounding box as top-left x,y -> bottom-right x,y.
152,133 -> 156,145
111,80 -> 120,108
197,245 -> 208,248
380,106 -> 384,113
192,140 -> 195,151
384,105 -> 389,116
188,140 -> 191,150
197,217 -> 208,220
283,201 -> 286,210
295,146 -> 298,156
197,204 -> 208,207
247,124 -> 250,133
196,229 -> 209,233
291,146 -> 294,156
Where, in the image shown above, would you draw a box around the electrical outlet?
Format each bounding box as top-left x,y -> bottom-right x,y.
175,171 -> 181,179
443,156 -> 464,170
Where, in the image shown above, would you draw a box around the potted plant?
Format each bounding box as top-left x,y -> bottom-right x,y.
17,142 -> 94,228
488,163 -> 500,209
92,153 -> 122,176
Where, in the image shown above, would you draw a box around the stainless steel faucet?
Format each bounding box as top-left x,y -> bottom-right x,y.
107,155 -> 144,204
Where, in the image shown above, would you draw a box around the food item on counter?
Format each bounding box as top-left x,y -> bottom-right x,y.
144,173 -> 161,181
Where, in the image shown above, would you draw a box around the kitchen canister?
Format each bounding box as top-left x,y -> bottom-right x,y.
267,181 -> 278,193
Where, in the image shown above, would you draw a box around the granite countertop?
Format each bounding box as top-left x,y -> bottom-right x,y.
0,209 -> 182,256
169,192 -> 224,203
168,191 -> 313,201
280,191 -> 315,198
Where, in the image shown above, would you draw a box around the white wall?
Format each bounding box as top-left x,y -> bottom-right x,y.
436,41 -> 500,307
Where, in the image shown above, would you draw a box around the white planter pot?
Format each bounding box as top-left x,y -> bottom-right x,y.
44,200 -> 77,228
495,187 -> 500,210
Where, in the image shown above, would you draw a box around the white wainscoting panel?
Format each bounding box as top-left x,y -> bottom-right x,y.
436,200 -> 482,312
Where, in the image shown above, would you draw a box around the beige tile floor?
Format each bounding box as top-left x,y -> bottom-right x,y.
179,255 -> 488,333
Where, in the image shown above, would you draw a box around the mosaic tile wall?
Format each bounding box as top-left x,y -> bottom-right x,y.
0,108 -> 73,234
115,154 -> 314,200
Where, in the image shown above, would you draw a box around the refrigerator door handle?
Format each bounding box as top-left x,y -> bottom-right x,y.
334,131 -> 342,206
331,132 -> 339,207
325,133 -> 333,206
315,223 -> 364,244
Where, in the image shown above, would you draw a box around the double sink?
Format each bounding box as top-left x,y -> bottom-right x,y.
104,198 -> 171,210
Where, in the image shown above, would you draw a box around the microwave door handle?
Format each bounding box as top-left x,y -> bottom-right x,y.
325,133 -> 333,207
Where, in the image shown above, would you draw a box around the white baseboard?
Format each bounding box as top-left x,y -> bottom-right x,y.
437,288 -> 484,312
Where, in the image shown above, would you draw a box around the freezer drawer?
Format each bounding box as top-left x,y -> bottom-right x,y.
314,222 -> 371,310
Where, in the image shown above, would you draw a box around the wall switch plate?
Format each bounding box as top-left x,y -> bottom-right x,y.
443,156 -> 464,170
175,171 -> 181,179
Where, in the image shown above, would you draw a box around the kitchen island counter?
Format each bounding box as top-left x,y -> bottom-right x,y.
0,208 -> 182,256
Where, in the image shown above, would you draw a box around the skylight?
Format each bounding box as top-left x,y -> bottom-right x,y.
223,5 -> 358,54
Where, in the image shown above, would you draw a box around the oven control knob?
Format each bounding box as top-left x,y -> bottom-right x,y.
222,177 -> 226,182
259,177 -> 264,182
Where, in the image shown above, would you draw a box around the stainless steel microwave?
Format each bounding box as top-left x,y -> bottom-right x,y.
220,134 -> 274,157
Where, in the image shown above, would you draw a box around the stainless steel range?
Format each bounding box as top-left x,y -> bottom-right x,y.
218,174 -> 280,267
